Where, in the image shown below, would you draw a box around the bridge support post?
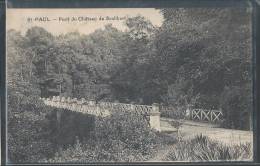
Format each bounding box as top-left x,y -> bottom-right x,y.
185,107 -> 191,120
56,110 -> 62,130
96,104 -> 101,116
150,103 -> 161,132
89,99 -> 96,106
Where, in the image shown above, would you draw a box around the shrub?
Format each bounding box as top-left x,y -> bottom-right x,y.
165,134 -> 252,161
160,106 -> 186,119
220,86 -> 252,130
45,110 -> 96,148
46,137 -> 152,163
8,93 -> 56,163
45,138 -> 98,163
94,111 -> 159,159
47,110 -> 160,162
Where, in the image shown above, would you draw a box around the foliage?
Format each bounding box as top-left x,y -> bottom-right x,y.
45,109 -> 96,148
47,111 -> 160,162
220,85 -> 252,130
7,28 -> 57,163
8,93 -> 56,163
93,110 -> 160,161
95,111 -> 158,152
7,9 -> 252,129
156,8 -> 252,129
160,106 -> 186,119
165,134 -> 252,161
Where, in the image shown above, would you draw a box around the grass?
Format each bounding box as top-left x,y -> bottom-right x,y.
165,134 -> 252,161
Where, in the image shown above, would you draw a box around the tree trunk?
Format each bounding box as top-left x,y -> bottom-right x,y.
59,83 -> 62,96
20,65 -> 24,81
45,58 -> 48,74
29,52 -> 36,80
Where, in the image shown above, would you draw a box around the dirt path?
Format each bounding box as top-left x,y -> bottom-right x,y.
147,118 -> 253,162
161,117 -> 253,145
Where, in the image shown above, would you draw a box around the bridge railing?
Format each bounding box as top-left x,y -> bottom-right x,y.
41,96 -> 110,117
98,102 -> 152,113
40,96 -> 162,131
190,108 -> 223,122
41,96 -> 223,131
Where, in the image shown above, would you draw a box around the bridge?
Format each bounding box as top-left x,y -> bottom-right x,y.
40,96 -> 223,132
40,96 -> 162,131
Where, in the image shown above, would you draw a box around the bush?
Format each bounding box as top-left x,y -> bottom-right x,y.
220,86 -> 252,130
165,134 -> 252,161
94,111 -> 159,159
45,138 -> 99,163
46,137 -> 151,163
8,93 -> 56,163
160,106 -> 186,119
47,110 -> 160,162
45,110 -> 95,148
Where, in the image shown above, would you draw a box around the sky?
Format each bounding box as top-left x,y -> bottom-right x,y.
7,8 -> 163,36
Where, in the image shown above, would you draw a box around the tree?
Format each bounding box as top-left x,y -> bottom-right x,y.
156,8 -> 252,129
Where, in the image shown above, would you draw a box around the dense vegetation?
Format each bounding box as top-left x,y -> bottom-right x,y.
166,134 -> 252,161
45,111 -> 160,162
7,8 -> 252,163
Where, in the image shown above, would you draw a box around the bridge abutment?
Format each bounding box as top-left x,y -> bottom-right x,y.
150,103 -> 161,132
56,110 -> 62,129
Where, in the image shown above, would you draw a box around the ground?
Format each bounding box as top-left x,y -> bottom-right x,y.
161,117 -> 253,145
147,117 -> 253,162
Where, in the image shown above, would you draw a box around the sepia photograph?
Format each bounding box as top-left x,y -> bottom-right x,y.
6,7 -> 253,163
